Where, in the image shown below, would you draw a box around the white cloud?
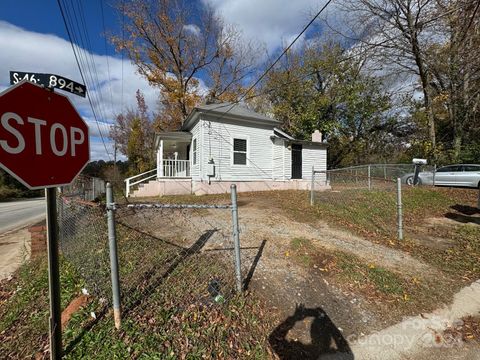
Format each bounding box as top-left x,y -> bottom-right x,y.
0,21 -> 159,160
89,139 -> 126,161
203,0 -> 330,54
83,116 -> 113,138
183,24 -> 201,36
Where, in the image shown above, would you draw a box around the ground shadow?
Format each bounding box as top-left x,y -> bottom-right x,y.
115,221 -> 186,249
236,199 -> 250,206
243,239 -> 266,291
64,229 -> 216,355
444,213 -> 480,225
440,204 -> 480,225
269,304 -> 354,360
450,204 -> 480,216
121,228 -> 216,315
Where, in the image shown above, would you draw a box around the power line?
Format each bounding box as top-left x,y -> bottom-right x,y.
57,0 -> 113,161
100,0 -> 116,119
73,0 -> 113,139
194,0 -> 334,127
239,0 -> 333,103
191,0 -> 334,181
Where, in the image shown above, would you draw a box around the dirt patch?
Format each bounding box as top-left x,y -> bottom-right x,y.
410,218 -> 457,250
235,202 -> 439,280
120,192 -> 458,343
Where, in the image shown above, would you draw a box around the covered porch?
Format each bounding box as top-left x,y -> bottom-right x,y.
155,132 -> 192,178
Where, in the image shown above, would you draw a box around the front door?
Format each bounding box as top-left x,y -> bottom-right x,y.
291,144 -> 302,179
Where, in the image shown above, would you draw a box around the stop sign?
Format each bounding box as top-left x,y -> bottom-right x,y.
0,80 -> 90,189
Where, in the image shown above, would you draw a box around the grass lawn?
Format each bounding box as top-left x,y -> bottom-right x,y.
0,254 -> 274,359
288,237 -> 450,315
279,187 -> 480,282
122,187 -> 479,281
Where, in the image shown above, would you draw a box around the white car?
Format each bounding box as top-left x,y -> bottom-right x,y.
403,164 -> 480,188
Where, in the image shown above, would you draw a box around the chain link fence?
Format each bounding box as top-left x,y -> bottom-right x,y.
309,164 -> 441,241
57,185 -> 250,347
58,197 -> 111,300
62,174 -> 106,201
309,164 -> 478,242
113,202 -> 243,314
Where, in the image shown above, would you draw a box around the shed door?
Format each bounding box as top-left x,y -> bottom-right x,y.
291,144 -> 302,179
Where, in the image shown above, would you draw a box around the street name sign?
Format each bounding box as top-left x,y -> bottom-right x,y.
10,71 -> 87,98
0,80 -> 90,189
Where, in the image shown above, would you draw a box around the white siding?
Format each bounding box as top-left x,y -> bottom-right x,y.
200,116 -> 274,181
302,145 -> 327,180
189,120 -> 203,180
272,138 -> 284,180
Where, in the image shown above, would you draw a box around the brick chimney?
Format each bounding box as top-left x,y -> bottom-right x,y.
311,130 -> 322,143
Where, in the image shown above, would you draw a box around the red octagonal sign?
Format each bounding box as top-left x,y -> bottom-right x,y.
0,81 -> 90,189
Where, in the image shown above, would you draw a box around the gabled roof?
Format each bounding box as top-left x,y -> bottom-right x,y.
273,127 -> 295,140
181,102 -> 280,130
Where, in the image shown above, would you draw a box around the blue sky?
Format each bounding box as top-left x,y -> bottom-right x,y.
0,0 -> 335,161
0,0 -> 153,161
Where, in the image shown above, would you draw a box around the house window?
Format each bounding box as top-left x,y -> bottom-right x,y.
192,138 -> 197,165
233,138 -> 247,165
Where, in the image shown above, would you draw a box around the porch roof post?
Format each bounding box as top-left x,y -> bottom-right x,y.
157,139 -> 164,177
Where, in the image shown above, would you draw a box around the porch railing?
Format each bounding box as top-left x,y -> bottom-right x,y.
124,160 -> 191,197
163,159 -> 190,177
124,169 -> 157,197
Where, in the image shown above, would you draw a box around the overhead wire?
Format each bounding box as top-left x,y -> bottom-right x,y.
73,0 -> 114,143
59,0 -> 113,159
100,0 -> 116,120
178,0 -> 335,181
57,0 -> 113,160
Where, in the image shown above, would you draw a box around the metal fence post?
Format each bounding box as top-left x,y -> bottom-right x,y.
368,165 -> 372,190
396,178 -> 403,240
230,184 -> 242,293
106,183 -> 121,329
310,166 -> 315,206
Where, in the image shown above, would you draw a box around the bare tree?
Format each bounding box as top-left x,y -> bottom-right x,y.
339,0 -> 440,153
112,0 -> 257,130
427,0 -> 480,159
336,0 -> 480,160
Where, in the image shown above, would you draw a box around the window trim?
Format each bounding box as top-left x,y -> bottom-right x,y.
231,136 -> 249,166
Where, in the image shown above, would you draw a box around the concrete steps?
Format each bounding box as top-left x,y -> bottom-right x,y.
131,179 -> 193,197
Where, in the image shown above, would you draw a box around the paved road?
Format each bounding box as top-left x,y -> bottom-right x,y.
0,198 -> 46,234
0,198 -> 45,279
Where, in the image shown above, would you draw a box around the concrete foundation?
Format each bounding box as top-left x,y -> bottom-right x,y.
132,178 -> 329,197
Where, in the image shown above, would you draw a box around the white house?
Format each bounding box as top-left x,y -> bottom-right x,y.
126,102 -> 328,197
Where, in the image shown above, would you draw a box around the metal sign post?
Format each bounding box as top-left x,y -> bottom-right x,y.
45,188 -> 62,359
